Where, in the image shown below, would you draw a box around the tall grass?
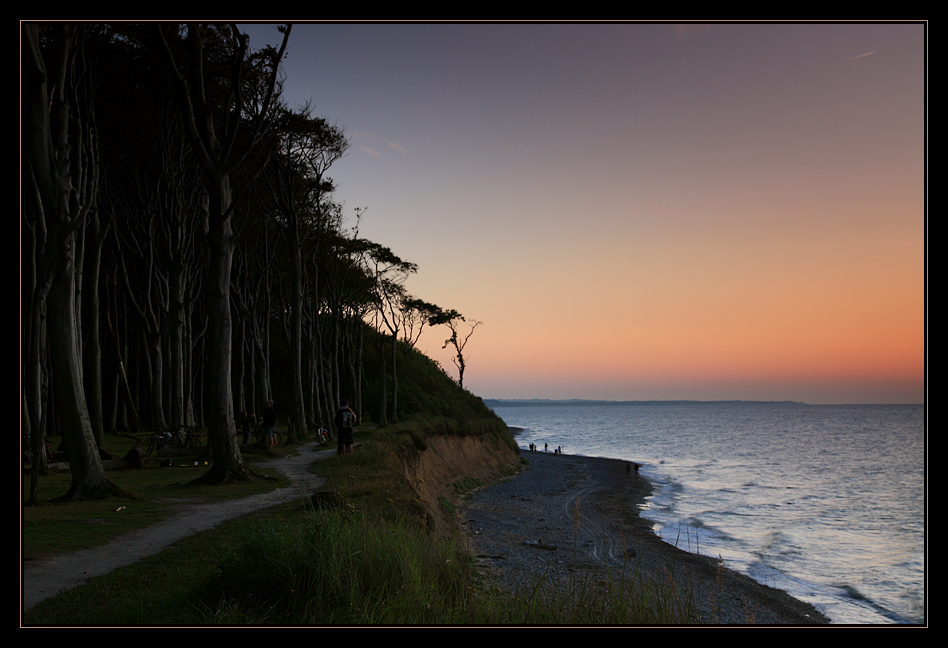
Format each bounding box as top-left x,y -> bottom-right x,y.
176,416 -> 699,625
189,503 -> 697,625
195,507 -> 476,625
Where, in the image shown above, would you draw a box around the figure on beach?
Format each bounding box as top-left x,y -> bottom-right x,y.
335,399 -> 357,455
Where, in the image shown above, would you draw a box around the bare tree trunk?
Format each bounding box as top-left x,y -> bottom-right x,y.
355,321 -> 364,421
168,262 -> 187,426
24,260 -> 52,504
287,237 -> 307,441
48,239 -> 115,499
199,189 -> 246,482
391,331 -> 399,424
81,209 -> 107,447
23,23 -> 118,500
156,22 -> 289,483
377,333 -> 388,427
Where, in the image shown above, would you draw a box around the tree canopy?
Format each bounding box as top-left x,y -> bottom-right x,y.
21,21 -> 470,499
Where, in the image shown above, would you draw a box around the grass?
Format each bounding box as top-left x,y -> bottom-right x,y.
26,503 -> 694,625
22,431 -> 292,558
22,421 -> 699,626
197,507 -> 475,625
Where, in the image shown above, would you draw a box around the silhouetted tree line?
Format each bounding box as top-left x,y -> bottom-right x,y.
22,22 -> 468,502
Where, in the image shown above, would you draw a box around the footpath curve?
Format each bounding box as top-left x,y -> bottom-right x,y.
22,441 -> 330,614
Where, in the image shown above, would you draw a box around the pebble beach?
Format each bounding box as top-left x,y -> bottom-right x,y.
459,447 -> 829,625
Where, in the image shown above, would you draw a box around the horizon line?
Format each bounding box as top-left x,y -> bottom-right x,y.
483,397 -> 925,407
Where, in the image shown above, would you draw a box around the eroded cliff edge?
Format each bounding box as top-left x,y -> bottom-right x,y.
400,432 -> 521,537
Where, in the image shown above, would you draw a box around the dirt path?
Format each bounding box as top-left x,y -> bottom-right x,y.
22,441 -> 332,614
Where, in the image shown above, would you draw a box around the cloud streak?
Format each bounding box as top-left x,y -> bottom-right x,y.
844,51 -> 876,61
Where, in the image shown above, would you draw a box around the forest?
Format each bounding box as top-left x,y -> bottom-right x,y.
22,23 -> 471,503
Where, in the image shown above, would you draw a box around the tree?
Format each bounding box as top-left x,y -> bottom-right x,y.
399,296 -> 447,351
22,23 -> 120,500
155,23 -> 290,483
262,106 -> 347,442
441,315 -> 482,391
368,243 -> 418,424
230,212 -> 277,419
313,217 -> 376,425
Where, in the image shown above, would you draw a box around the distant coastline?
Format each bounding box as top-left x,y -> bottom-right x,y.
484,398 -> 807,408
484,398 -> 921,408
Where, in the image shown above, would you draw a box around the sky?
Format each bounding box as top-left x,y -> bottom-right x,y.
241,22 -> 926,405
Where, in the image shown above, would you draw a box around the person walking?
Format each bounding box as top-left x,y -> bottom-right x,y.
262,400 -> 277,448
335,399 -> 357,455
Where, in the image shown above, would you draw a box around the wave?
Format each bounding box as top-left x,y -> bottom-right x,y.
836,584 -> 919,625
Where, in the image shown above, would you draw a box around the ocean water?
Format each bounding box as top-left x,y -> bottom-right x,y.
491,402 -> 926,625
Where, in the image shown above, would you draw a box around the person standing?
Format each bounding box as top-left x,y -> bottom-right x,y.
262,400 -> 277,448
240,411 -> 252,445
335,399 -> 357,455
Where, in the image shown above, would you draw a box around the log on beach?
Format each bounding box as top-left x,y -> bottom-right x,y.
459,450 -> 829,625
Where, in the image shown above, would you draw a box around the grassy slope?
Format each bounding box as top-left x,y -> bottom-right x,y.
23,340 -> 692,625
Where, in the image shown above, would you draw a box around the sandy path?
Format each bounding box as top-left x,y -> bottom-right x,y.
22,442 -> 331,614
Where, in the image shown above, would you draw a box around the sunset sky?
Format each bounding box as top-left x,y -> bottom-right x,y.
242,22 -> 926,405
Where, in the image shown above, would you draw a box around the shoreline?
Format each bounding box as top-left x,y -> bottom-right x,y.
459,446 -> 829,625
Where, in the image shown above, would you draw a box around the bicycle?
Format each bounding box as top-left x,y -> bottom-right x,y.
172,424 -> 203,449
257,428 -> 282,447
145,428 -> 174,457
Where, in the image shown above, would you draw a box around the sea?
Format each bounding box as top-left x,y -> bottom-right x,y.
488,401 -> 926,625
